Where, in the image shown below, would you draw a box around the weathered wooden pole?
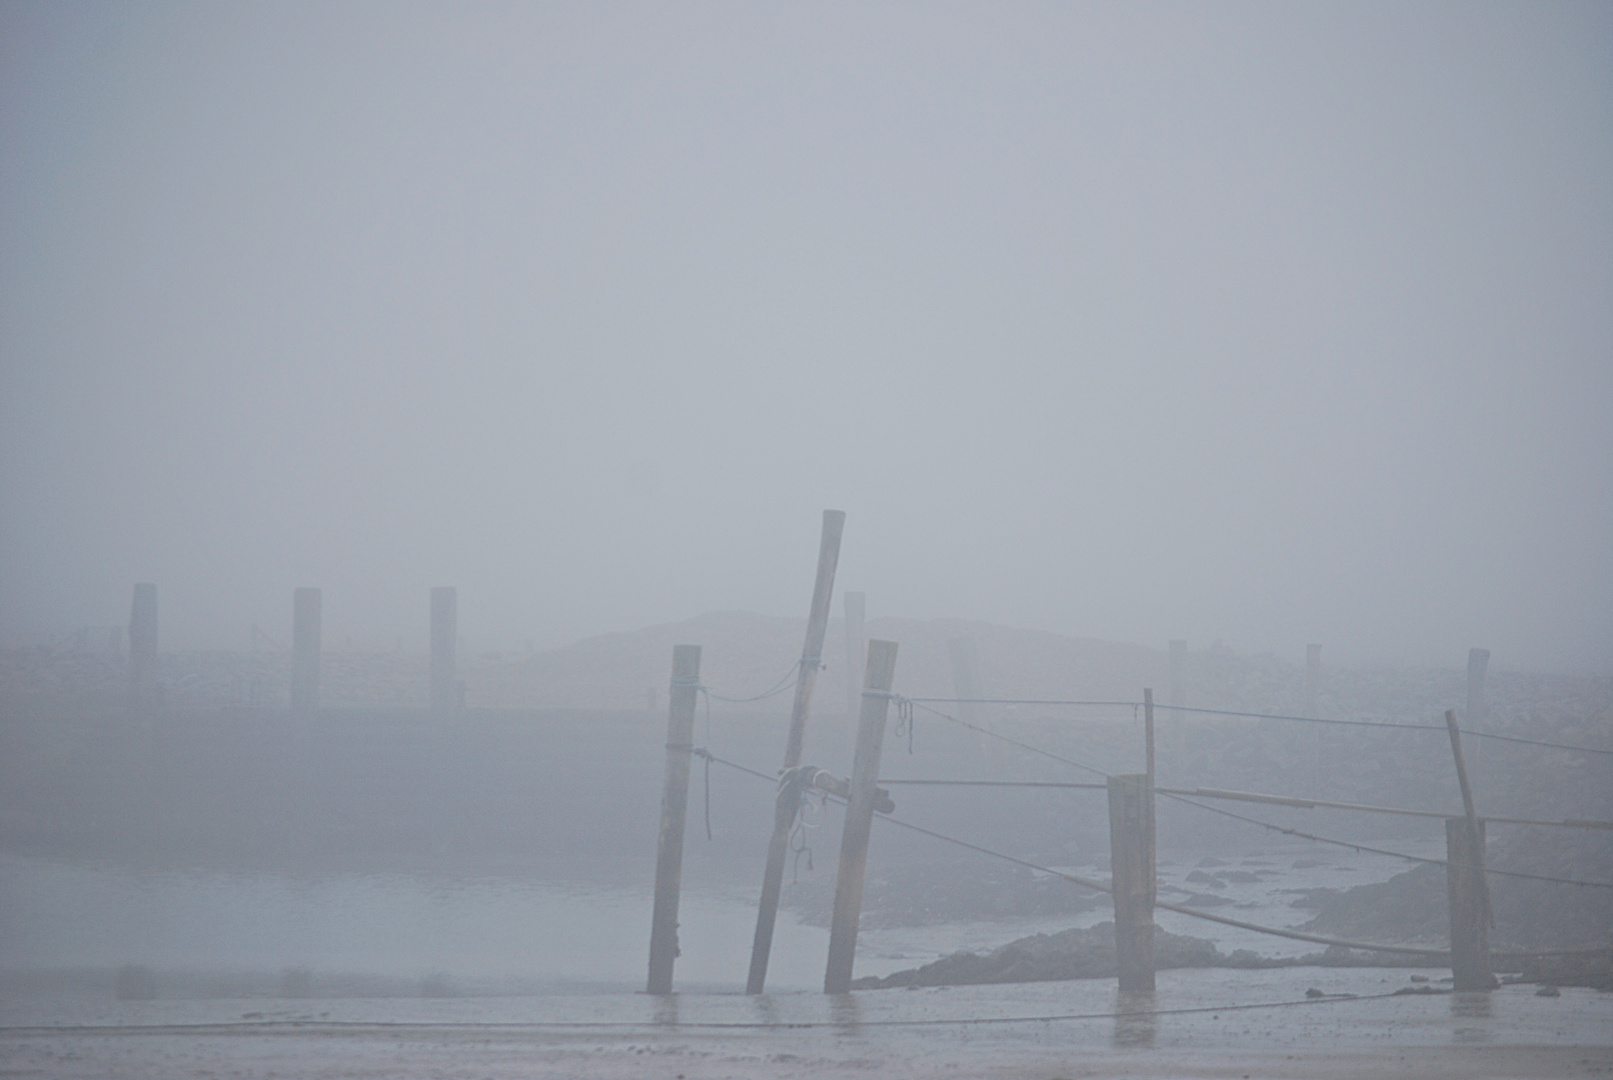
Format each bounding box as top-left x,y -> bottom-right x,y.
1445,816 -> 1491,990
291,587 -> 321,715
746,509 -> 845,995
647,644 -> 702,995
1107,773 -> 1156,992
1443,707 -> 1493,989
824,639 -> 899,995
843,591 -> 866,722
128,583 -> 157,711
429,586 -> 457,711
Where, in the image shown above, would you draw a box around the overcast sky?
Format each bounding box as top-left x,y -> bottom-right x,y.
2,2 -> 1609,672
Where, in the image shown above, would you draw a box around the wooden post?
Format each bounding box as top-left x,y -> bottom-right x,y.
843,591 -> 866,722
430,587 -> 457,711
291,587 -> 321,714
1143,688 -> 1155,785
746,509 -> 845,995
129,583 -> 157,711
1446,816 -> 1492,990
647,645 -> 702,995
1443,708 -> 1492,931
824,639 -> 899,995
1107,773 -> 1156,992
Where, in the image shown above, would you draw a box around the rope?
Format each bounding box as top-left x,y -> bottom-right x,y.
690,751 -> 1450,957
0,991 -> 1412,1035
906,698 -> 1139,707
688,749 -> 1611,957
907,700 -> 1112,779
902,697 -> 1613,757
1158,791 -> 1613,890
882,779 -> 1109,789
1148,703 -> 1613,756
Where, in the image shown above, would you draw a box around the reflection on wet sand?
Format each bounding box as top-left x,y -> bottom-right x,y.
1112,989 -> 1156,1048
653,993 -> 678,1028
1450,991 -> 1493,1044
829,992 -> 863,1034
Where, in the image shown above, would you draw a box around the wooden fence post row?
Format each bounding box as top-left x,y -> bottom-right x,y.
824,638 -> 900,994
647,644 -> 702,995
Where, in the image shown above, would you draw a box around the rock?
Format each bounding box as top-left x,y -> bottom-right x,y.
1183,892 -> 1235,907
1536,985 -> 1561,997
850,922 -> 1224,990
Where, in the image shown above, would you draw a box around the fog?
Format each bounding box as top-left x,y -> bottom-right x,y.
2,8 -> 1613,1074
2,2 -> 1609,672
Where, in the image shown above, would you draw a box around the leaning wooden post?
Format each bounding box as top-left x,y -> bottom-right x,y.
647,644 -> 702,995
1107,773 -> 1156,992
429,586 -> 457,711
1443,707 -> 1493,990
128,583 -> 158,711
291,587 -> 321,715
746,509 -> 846,995
824,639 -> 899,995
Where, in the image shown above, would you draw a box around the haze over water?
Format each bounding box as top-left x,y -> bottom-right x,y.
2,3 -> 1610,673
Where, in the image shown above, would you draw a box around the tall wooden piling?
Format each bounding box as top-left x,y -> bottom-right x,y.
647,645 -> 702,995
1107,773 -> 1156,992
843,591 -> 866,722
747,510 -> 845,995
129,583 -> 157,710
429,587 -> 457,711
824,639 -> 899,995
1446,816 -> 1491,990
291,588 -> 321,714
1443,707 -> 1493,988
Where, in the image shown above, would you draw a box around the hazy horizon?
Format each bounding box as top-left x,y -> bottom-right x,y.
3,3 -> 1610,675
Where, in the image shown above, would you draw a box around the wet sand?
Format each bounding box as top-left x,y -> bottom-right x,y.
4,969 -> 1609,1079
